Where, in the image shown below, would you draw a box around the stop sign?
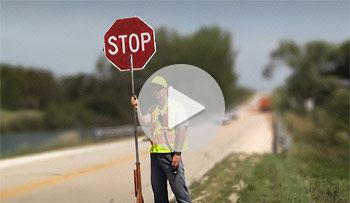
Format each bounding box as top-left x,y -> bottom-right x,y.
104,17 -> 156,71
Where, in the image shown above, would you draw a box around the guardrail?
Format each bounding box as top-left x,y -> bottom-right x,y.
272,113 -> 292,154
94,125 -> 143,140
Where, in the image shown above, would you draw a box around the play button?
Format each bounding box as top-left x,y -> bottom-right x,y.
137,64 -> 225,152
168,86 -> 205,129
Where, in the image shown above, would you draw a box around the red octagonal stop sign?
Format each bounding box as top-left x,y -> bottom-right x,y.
104,17 -> 156,71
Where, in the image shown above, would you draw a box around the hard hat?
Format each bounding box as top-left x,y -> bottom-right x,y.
151,76 -> 168,88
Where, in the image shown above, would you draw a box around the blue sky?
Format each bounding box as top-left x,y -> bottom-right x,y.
1,1 -> 349,92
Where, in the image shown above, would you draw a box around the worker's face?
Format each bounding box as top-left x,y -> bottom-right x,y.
152,84 -> 167,101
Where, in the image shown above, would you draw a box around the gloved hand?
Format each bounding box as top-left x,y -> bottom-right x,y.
172,154 -> 181,175
131,95 -> 138,109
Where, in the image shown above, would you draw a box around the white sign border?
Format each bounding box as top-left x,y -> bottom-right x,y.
103,16 -> 157,72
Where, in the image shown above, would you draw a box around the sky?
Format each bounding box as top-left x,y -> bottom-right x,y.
1,1 -> 349,92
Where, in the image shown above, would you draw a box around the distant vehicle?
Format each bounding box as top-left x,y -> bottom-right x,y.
258,97 -> 271,112
222,108 -> 239,125
222,115 -> 232,125
229,109 -> 239,120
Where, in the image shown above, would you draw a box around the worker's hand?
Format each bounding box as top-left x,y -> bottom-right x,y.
131,95 -> 138,109
172,154 -> 181,169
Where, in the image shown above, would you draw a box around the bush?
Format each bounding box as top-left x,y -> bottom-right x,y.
324,88 -> 349,134
1,109 -> 44,133
44,102 -> 117,130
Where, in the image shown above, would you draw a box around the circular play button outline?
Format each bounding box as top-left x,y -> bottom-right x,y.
137,64 -> 225,152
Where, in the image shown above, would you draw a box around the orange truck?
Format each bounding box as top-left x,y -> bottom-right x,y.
259,97 -> 271,112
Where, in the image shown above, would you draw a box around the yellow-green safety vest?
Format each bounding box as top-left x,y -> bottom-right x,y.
149,100 -> 189,153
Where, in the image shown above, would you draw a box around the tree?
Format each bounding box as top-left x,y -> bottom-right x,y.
263,40 -> 349,109
1,64 -> 63,110
1,26 -> 240,132
264,39 -> 349,138
321,40 -> 349,79
97,26 -> 238,106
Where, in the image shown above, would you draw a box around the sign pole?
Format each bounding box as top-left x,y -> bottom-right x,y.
130,55 -> 139,162
130,54 -> 144,203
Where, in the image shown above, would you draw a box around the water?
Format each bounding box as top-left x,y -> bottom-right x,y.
0,125 -> 139,158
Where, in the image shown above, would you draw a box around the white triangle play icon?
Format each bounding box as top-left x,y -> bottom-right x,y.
168,86 -> 205,129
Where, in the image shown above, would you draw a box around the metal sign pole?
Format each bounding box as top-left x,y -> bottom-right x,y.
130,55 -> 140,163
130,54 -> 144,203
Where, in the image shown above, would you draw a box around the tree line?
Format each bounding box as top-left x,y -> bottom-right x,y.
264,39 -> 349,139
1,26 -> 247,133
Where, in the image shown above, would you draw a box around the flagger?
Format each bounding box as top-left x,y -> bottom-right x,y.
131,76 -> 192,203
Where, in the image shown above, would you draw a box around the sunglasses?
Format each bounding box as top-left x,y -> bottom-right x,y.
151,84 -> 164,93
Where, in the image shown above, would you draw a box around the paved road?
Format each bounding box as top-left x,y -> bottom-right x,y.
0,95 -> 272,203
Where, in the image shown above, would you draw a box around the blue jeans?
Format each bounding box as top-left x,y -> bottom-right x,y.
151,153 -> 192,203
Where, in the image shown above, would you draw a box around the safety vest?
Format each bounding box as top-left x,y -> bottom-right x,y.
149,100 -> 189,153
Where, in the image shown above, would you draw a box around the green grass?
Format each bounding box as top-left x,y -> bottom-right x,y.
189,153 -> 252,203
237,153 -> 349,202
190,152 -> 349,203
189,113 -> 349,203
3,137 -> 95,158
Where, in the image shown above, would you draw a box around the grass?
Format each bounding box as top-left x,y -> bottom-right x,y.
1,133 -> 147,159
189,153 -> 256,203
237,153 -> 349,202
3,137 -> 95,158
189,112 -> 349,203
